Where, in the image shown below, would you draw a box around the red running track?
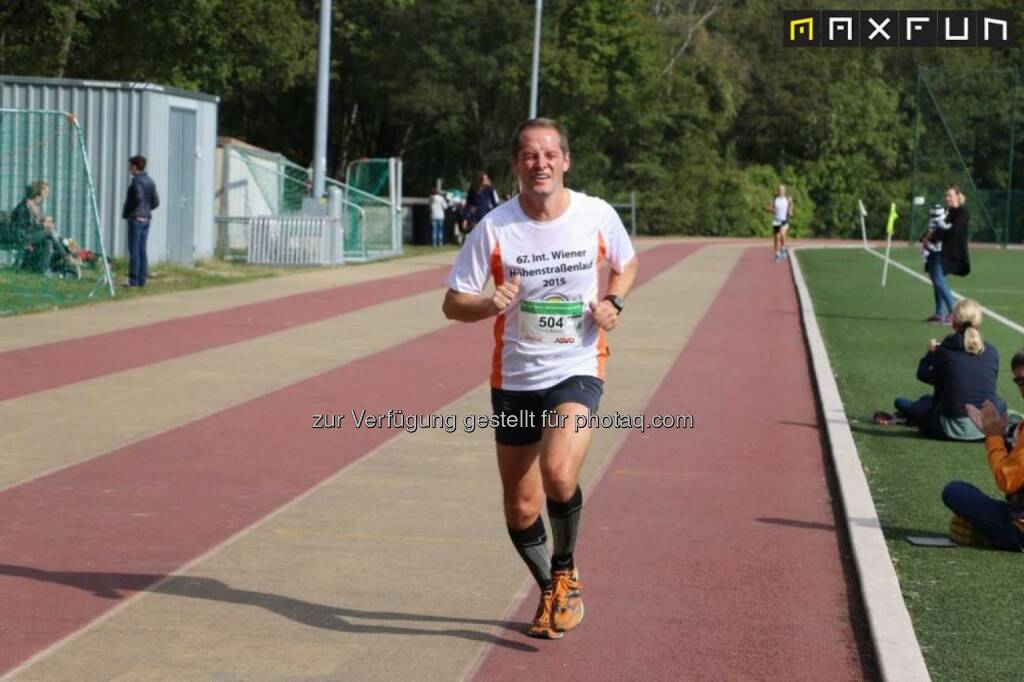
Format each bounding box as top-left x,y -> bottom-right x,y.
0,243 -> 700,674
0,266 -> 450,402
472,248 -> 868,681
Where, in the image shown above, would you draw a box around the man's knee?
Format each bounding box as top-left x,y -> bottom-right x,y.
504,493 -> 542,527
539,457 -> 577,492
942,480 -> 972,508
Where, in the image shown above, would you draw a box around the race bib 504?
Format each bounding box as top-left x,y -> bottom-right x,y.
518,299 -> 584,346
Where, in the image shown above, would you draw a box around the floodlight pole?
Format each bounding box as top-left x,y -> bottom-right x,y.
312,0 -> 332,199
529,0 -> 542,119
1004,69 -> 1019,248
908,68 -> 922,245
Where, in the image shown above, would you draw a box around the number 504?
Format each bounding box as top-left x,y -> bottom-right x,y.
538,316 -> 564,329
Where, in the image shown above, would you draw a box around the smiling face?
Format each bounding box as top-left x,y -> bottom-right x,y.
511,126 -> 570,200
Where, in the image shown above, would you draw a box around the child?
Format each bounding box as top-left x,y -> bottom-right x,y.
920,203 -> 950,269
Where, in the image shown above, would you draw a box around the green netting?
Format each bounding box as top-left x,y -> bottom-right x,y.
909,67 -> 1021,245
345,159 -> 393,257
0,109 -> 112,316
223,145 -> 301,217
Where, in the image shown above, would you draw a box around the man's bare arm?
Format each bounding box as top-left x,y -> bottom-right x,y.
590,255 -> 640,331
442,275 -> 522,322
607,255 -> 639,300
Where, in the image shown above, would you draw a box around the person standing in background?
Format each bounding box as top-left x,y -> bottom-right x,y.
463,172 -> 502,235
122,155 -> 160,288
923,184 -> 971,323
429,188 -> 448,248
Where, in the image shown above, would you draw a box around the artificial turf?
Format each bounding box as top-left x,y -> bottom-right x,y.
886,244 -> 1024,322
798,245 -> 1024,682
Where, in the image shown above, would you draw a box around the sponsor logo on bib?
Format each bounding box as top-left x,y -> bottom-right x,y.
519,296 -> 584,346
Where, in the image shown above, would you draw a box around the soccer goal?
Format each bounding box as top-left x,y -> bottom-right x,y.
0,109 -> 113,315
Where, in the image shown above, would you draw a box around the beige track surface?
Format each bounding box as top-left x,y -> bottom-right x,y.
7,244 -> 745,681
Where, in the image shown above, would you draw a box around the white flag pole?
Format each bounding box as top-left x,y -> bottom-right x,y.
881,232 -> 893,287
858,199 -> 868,251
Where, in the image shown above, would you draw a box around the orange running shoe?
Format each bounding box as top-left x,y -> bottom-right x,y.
528,589 -> 563,639
551,568 -> 584,632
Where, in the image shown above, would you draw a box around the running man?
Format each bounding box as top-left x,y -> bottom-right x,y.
442,118 -> 639,639
768,183 -> 793,262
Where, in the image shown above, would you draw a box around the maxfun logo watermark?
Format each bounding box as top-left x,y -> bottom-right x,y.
783,10 -> 1014,47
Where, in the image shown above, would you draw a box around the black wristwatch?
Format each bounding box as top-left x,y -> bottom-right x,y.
604,294 -> 624,314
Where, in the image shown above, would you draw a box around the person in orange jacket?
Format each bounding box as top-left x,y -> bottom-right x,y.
943,350 -> 1024,550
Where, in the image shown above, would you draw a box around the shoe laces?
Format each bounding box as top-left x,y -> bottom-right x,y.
533,590 -> 555,626
551,570 -> 581,610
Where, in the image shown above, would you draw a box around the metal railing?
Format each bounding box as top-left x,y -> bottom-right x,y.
247,215 -> 344,266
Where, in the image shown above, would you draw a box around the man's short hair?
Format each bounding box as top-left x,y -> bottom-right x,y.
511,118 -> 570,158
1012,349 -> 1024,372
129,155 -> 147,171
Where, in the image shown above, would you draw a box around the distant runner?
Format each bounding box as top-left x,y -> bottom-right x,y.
768,184 -> 792,262
442,117 -> 639,639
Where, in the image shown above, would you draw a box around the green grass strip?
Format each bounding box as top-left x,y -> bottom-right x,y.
798,246 -> 1024,682
0,245 -> 460,317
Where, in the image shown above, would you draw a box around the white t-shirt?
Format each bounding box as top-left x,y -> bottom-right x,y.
772,196 -> 790,223
446,190 -> 636,391
430,194 -> 447,220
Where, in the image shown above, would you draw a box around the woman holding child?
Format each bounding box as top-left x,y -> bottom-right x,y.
921,185 -> 970,323
876,298 -> 1005,440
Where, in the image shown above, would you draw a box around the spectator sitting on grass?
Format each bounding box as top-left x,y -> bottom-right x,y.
942,350 -> 1024,550
875,298 -> 1006,440
10,180 -> 51,273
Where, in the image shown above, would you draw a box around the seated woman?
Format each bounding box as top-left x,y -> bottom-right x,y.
942,350 -> 1024,550
876,298 -> 1006,440
10,180 -> 52,273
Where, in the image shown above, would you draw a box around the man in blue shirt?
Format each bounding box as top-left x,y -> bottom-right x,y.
122,155 -> 160,287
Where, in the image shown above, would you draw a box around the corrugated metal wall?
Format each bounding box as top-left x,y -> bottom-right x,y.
0,76 -> 218,263
167,107 -> 197,263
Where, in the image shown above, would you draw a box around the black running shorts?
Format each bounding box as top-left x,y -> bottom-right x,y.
490,375 -> 604,446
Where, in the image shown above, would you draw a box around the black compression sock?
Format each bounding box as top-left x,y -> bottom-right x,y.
547,486 -> 583,573
508,516 -> 552,591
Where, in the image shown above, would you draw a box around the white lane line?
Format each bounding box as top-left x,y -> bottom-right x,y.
864,247 -> 1024,336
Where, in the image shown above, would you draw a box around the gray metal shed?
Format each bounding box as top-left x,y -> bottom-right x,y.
0,75 -> 218,265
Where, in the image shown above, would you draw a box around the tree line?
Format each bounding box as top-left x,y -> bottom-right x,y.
2,0 -> 1023,236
